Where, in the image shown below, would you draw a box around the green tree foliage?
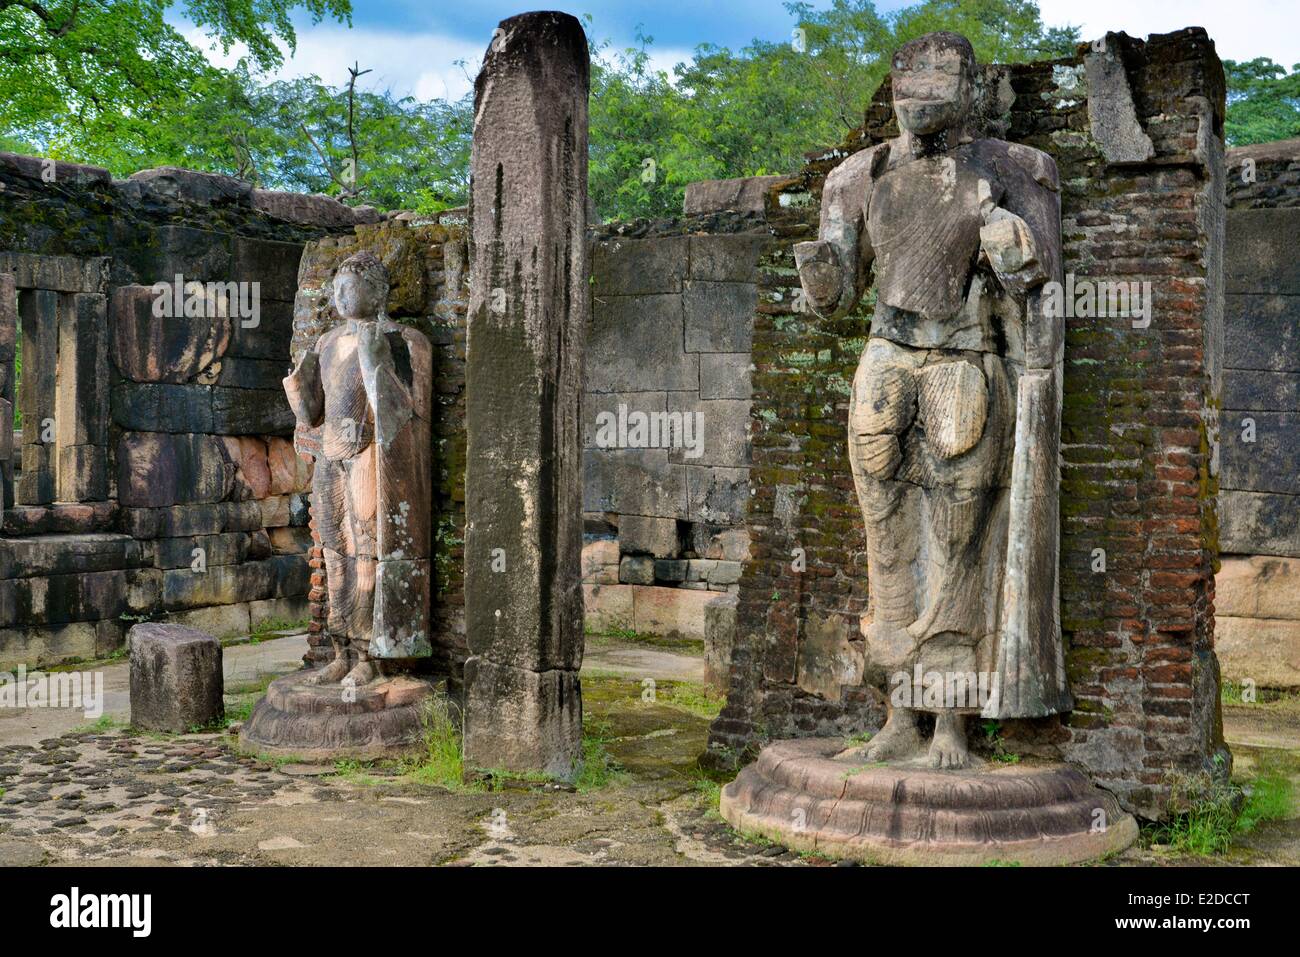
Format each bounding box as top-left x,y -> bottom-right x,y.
589,0 -> 1079,220
1224,57 -> 1300,146
0,0 -> 351,165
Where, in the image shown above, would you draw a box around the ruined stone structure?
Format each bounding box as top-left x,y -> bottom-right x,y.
3,18 -> 1284,840
0,156 -> 377,670
582,225 -> 764,643
1216,138 -> 1300,690
461,11 -> 590,779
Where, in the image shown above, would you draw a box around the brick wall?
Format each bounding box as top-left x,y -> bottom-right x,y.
707,29 -> 1230,820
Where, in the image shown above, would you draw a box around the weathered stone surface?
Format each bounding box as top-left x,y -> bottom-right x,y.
1226,210 -> 1300,294
16,288 -> 57,505
463,11 -> 589,778
111,284 -> 230,384
1217,555 -> 1300,620
683,281 -> 756,353
128,167 -> 252,206
252,189 -> 359,228
580,539 -> 619,584
582,582 -> 634,633
0,252 -> 108,294
120,501 -> 263,539
1224,370 -> 1300,411
699,353 -> 752,399
3,567 -> 158,627
1084,41 -> 1155,164
631,584 -> 715,639
211,386 -> 295,436
151,531 -> 250,569
117,432 -> 235,508
2,501 -> 117,536
683,176 -> 784,216
689,234 -> 765,282
462,658 -> 582,778
587,294 -> 697,392
686,465 -> 748,524
232,236 -> 302,302
161,555 -> 307,611
128,622 -> 224,733
1225,294 -> 1300,371
1221,412 -> 1300,494
721,738 -> 1136,865
591,236 -> 689,296
241,670 -> 443,760
585,449 -> 688,519
1221,490 -> 1300,557
111,382 -> 215,433
667,395 -> 750,467
266,437 -> 311,494
581,390 -> 665,448
618,555 -> 655,585
704,594 -> 737,692
1216,616 -> 1300,690
0,533 -> 141,579
618,514 -> 680,558
0,151 -> 111,187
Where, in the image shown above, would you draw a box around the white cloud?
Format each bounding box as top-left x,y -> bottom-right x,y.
182,24 -> 486,101
1036,0 -> 1300,68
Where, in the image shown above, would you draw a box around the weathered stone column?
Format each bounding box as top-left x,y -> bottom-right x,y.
462,11 -> 589,779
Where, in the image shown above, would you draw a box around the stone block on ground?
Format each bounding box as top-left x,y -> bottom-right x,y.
128,622 -> 224,732
704,594 -> 738,692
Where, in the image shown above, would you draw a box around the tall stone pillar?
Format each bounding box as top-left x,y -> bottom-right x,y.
462,11 -> 590,780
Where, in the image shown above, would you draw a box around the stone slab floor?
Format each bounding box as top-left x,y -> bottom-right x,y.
0,634 -> 1296,867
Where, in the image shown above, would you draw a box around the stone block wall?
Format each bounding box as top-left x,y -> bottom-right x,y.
290,214 -> 469,684
581,226 -> 765,641
707,29 -> 1230,820
1216,139 -> 1300,688
0,154 -> 372,668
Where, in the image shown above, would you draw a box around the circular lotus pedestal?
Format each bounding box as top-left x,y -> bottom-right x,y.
240,670 -> 441,761
720,738 -> 1137,866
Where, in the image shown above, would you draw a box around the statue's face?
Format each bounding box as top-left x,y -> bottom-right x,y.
892,44 -> 970,137
333,270 -> 385,322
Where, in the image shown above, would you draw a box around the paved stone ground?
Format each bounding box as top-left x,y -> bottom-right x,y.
0,635 -> 1295,867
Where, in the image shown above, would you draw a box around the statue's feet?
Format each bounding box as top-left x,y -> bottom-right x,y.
839,710 -> 922,763
343,658 -> 377,687
928,712 -> 969,769
305,655 -> 350,686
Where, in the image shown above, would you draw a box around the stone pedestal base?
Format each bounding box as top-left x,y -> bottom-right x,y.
720,738 -> 1137,866
240,670 -> 442,761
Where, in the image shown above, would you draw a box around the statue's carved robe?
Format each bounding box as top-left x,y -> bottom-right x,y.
817,135 -> 1069,719
285,320 -> 434,659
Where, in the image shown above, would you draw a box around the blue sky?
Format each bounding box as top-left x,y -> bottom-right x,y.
179,1 -> 1300,102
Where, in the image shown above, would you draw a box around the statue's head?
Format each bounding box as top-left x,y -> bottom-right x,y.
333,251 -> 389,322
891,31 -> 975,137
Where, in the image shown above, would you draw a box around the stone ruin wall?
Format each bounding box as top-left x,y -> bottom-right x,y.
2,25 -> 1291,822
1215,138 -> 1300,690
0,154 -> 375,669
580,219 -> 765,669
705,29 -> 1231,820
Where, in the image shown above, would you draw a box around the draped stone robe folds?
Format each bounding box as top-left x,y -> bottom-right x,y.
284,319 -> 435,660
810,133 -> 1070,719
